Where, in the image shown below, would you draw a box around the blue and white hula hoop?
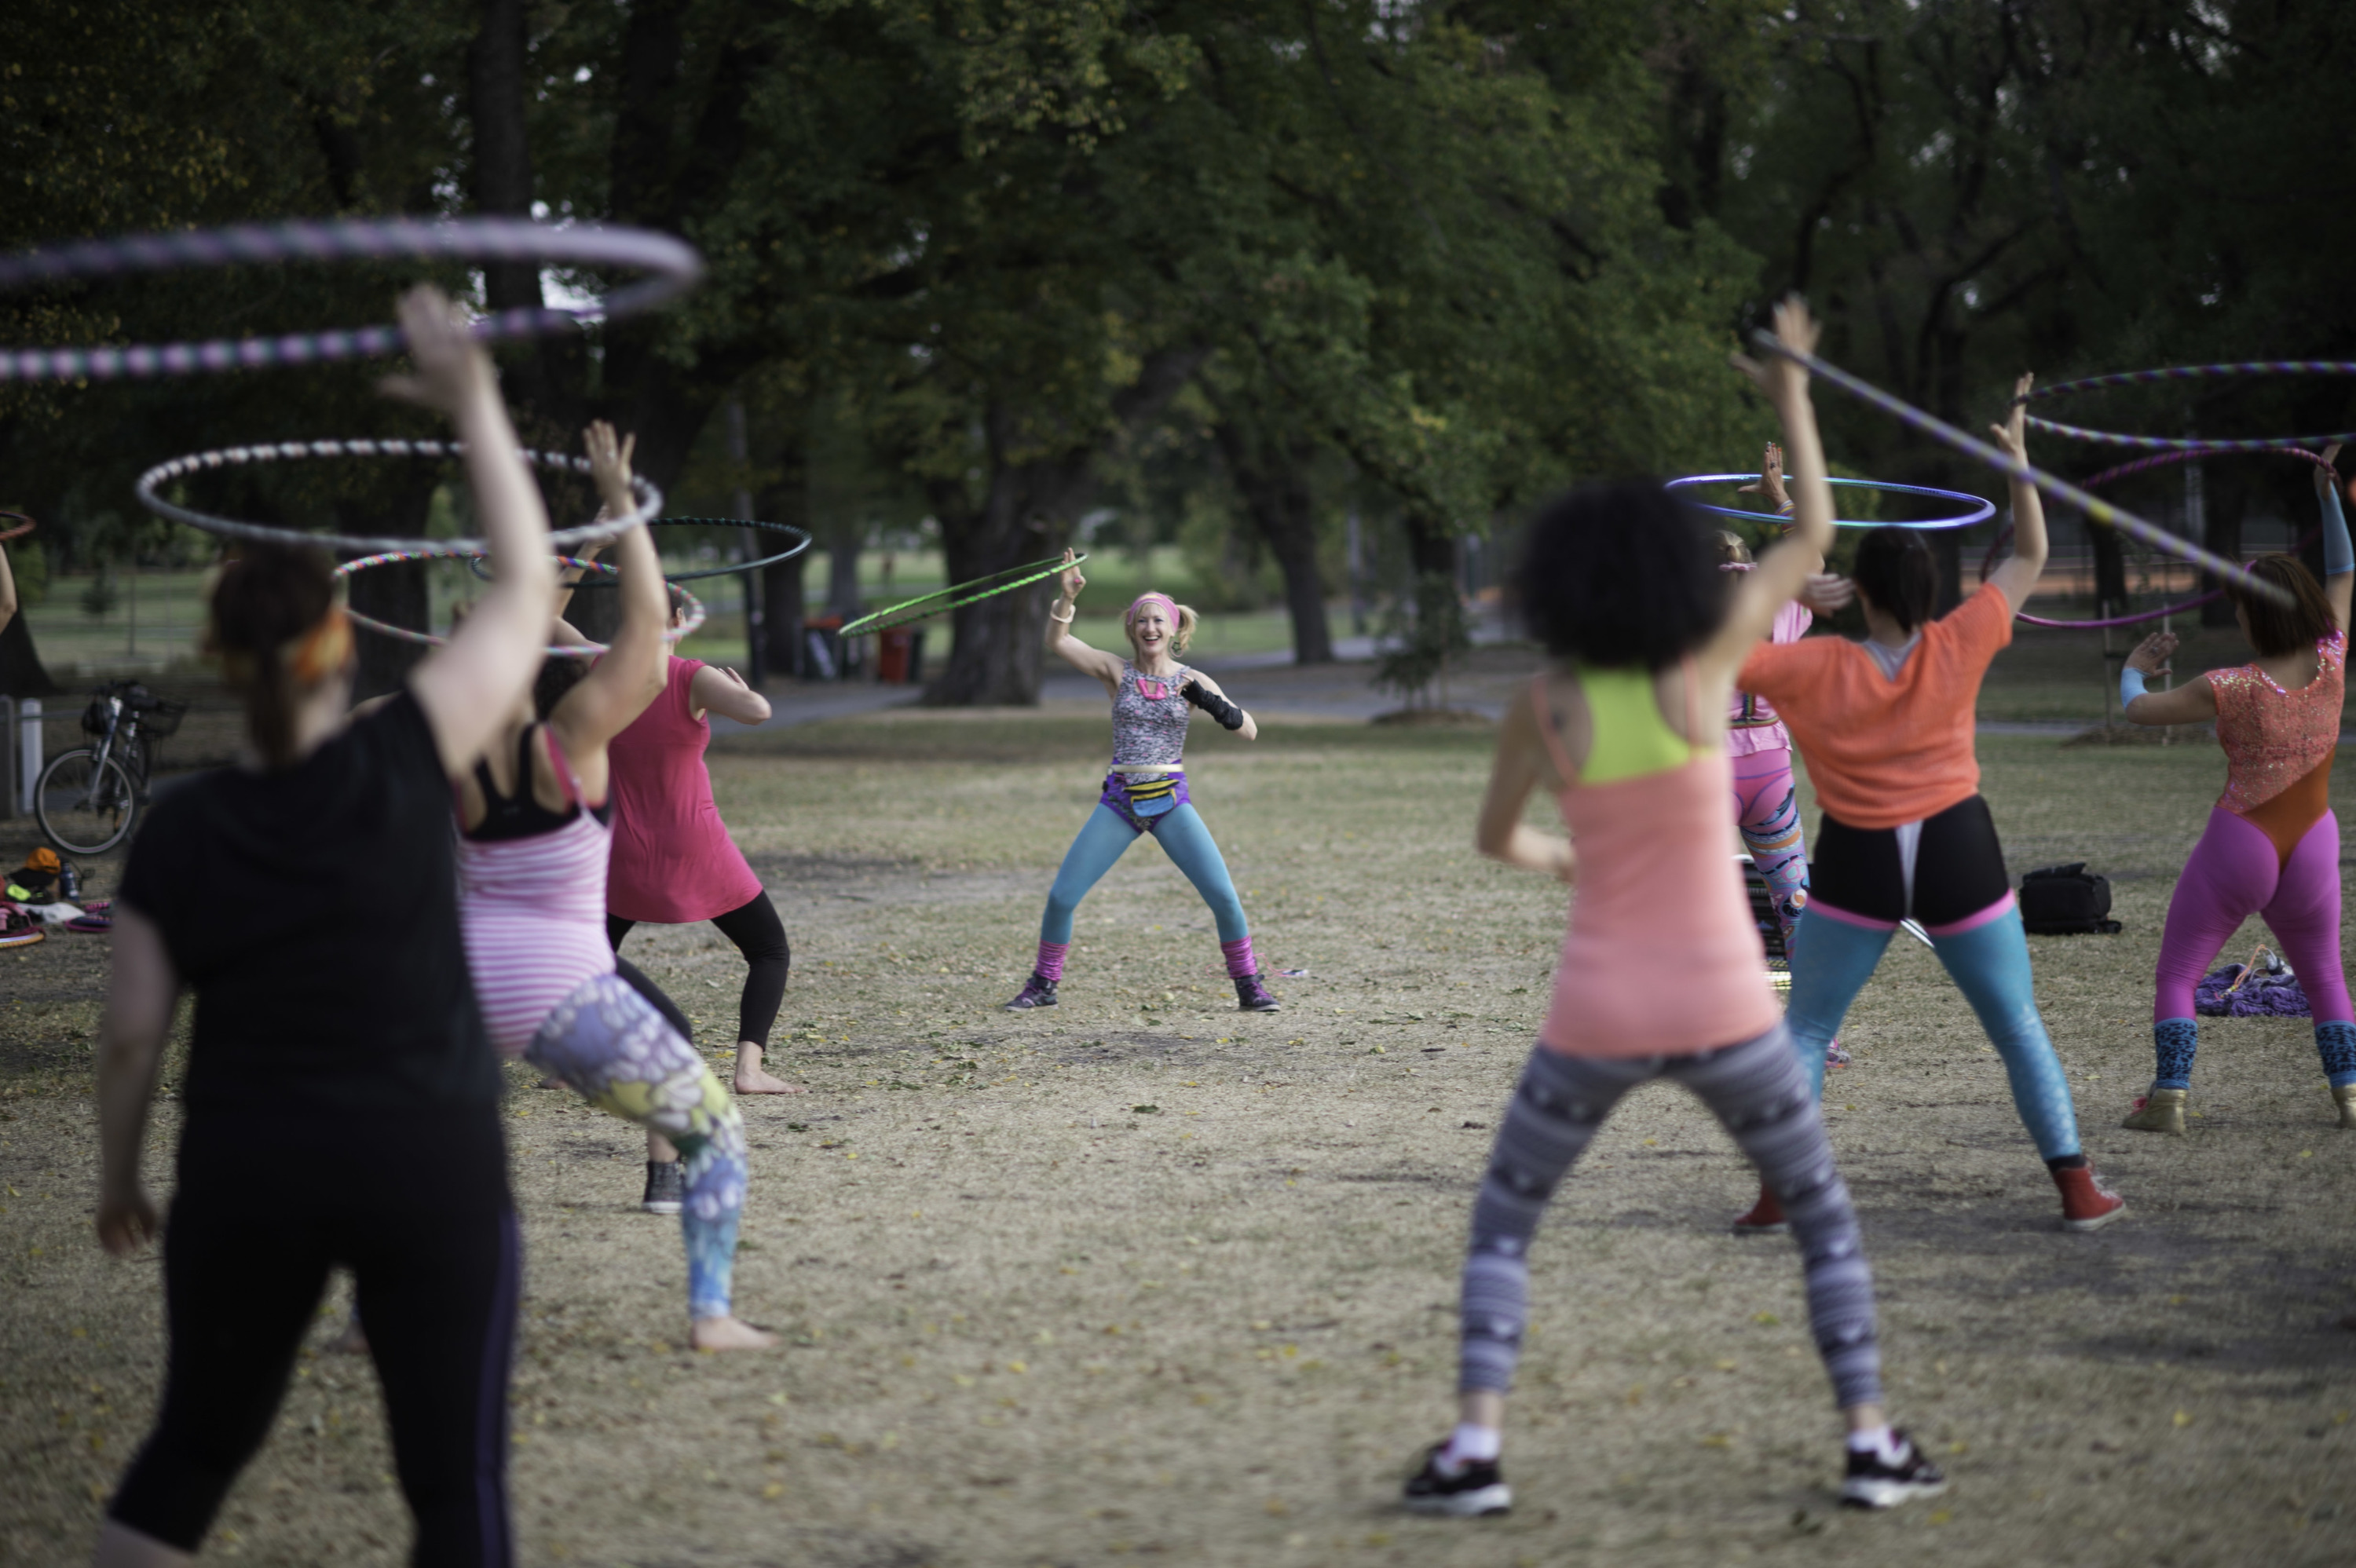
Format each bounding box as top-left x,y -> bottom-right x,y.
1666,473 -> 1996,529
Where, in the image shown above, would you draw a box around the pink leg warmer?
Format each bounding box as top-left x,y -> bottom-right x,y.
1220,936 -> 1257,979
2259,810 -> 2351,1024
2154,806 -> 2280,1022
1034,941 -> 1070,982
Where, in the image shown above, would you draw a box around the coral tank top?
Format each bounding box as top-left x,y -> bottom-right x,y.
1533,668 -> 1779,1058
605,656 -> 766,923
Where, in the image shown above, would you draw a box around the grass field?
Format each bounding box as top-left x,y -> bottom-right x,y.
3,685 -> 2355,1565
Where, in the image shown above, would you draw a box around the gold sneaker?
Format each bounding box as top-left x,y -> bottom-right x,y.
2121,1087 -> 2187,1134
2333,1084 -> 2356,1131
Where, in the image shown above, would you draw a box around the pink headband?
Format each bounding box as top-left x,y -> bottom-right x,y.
1126,593 -> 1178,625
1718,561 -> 1755,572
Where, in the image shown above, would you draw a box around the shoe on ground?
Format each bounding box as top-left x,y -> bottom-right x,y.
1234,972 -> 1281,1012
1004,973 -> 1058,1011
641,1159 -> 685,1215
2054,1164 -> 2125,1231
1732,1185 -> 1789,1235
1839,1431 -> 1947,1509
2334,1083 -> 2356,1131
1400,1444 -> 1511,1518
2121,1087 -> 2186,1134
1825,1037 -> 1852,1069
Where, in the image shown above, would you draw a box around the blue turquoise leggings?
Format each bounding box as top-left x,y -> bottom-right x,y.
1041,803 -> 1249,945
1785,905 -> 2082,1161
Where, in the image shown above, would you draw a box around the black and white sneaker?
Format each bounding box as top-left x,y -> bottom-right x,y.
641,1160 -> 685,1215
1400,1444 -> 1511,1518
1838,1431 -> 1947,1509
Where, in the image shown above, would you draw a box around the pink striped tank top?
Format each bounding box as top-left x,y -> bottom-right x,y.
456,729 -> 619,1058
1532,669 -> 1780,1058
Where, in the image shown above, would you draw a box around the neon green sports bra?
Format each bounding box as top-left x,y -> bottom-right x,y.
1567,663 -> 1706,785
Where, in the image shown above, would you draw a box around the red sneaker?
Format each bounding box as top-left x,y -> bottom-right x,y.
2053,1164 -> 2126,1232
1732,1185 -> 1789,1235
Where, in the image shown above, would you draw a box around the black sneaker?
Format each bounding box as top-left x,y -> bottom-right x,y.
1401,1444 -> 1511,1518
1234,972 -> 1281,1012
1838,1431 -> 1947,1509
1004,973 -> 1059,1010
641,1160 -> 685,1215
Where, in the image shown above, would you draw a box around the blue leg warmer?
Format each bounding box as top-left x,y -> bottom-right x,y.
2317,1022 -> 2356,1089
1928,909 -> 2081,1161
1783,909 -> 1893,1101
1040,806 -> 1140,945
2153,1017 -> 2200,1091
1148,803 -> 1250,943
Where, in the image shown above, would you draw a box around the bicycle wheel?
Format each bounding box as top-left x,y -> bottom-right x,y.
35,747 -> 141,855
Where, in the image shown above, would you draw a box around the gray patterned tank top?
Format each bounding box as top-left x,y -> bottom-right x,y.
1111,663 -> 1192,766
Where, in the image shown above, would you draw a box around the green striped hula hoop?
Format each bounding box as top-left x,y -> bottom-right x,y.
839,553 -> 1088,637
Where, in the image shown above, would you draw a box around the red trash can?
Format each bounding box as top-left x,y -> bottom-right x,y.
877,627 -> 913,685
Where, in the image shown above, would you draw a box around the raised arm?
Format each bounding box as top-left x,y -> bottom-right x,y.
2318,442 -> 2351,632
0,540 -> 17,634
386,287 -> 559,777
689,663 -> 770,725
551,423 -> 667,752
93,907 -> 179,1257
1706,298 -> 1835,678
2120,629 -> 2215,726
1985,373 -> 2049,612
1044,548 -> 1125,693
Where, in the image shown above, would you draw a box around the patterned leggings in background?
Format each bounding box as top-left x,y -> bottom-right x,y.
1459,1026 -> 1882,1412
529,972 -> 748,1319
1732,747 -> 1809,952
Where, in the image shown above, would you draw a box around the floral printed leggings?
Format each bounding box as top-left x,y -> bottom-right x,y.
529,971 -> 748,1319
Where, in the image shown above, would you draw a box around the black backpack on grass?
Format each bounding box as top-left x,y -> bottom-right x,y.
2019,863 -> 2120,934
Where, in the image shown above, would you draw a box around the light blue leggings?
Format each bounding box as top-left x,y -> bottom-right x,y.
1041,803 -> 1249,945
1785,905 -> 2082,1161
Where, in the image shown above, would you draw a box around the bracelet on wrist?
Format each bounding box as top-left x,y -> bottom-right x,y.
1048,606 -> 1075,624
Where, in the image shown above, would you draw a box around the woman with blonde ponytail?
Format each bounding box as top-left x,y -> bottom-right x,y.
90,286 -> 559,1568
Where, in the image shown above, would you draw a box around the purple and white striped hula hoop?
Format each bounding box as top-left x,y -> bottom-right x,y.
1984,446 -> 2337,630
332,548 -> 707,658
1748,330 -> 2292,606
2014,361 -> 2356,451
0,217 -> 702,382
134,437 -> 660,556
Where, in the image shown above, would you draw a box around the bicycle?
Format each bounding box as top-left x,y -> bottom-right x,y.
35,681 -> 186,856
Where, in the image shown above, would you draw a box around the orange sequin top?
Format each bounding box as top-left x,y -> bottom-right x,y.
2209,628 -> 2345,864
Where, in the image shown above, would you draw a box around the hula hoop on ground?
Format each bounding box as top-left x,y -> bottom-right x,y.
332,549 -> 707,658
0,510 -> 35,544
1746,331 -> 2292,606
0,217 -> 703,383
134,438 -> 660,556
1665,473 -> 1994,529
2014,362 -> 2356,451
1983,446 -> 2336,629
466,517 -> 811,585
840,553 -> 1088,637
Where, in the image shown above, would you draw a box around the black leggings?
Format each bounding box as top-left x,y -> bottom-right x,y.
608,890 -> 788,1047
110,1105 -> 518,1565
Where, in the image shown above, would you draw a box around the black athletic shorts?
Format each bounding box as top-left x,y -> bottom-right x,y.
1809,794 -> 2010,928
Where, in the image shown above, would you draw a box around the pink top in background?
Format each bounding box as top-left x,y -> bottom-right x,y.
1725,598 -> 1812,757
1532,673 -> 1780,1058
605,656 -> 766,923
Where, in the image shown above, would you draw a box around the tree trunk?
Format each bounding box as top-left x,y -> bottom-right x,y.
2088,519 -> 2129,612
920,452 -> 1072,707
1215,425 -> 1332,665
756,455 -> 810,678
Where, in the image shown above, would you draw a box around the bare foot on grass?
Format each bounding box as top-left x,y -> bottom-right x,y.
692,1315 -> 780,1351
733,1045 -> 803,1095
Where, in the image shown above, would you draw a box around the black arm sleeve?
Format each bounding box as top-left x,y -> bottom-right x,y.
1182,680 -> 1246,730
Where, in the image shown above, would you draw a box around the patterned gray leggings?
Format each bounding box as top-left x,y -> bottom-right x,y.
1462,1025 -> 1883,1411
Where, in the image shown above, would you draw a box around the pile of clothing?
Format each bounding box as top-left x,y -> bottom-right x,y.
2195,946 -> 2308,1018
0,847 -> 111,946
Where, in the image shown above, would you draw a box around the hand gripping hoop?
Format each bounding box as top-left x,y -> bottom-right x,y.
2014,362 -> 2356,451
1984,447 -> 2337,629
134,437 -> 660,557
1746,331 -> 2292,607
333,550 -> 707,659
0,216 -> 703,382
1665,473 -> 1994,529
839,553 -> 1090,638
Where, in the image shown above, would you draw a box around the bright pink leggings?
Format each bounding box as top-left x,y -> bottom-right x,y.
2155,806 -> 2352,1025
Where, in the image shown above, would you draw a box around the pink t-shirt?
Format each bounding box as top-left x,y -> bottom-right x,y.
605,656 -> 766,923
1725,599 -> 1812,757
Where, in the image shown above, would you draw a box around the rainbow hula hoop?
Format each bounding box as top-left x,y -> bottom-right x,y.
0,510 -> 35,544
2015,362 -> 2356,451
0,217 -> 702,382
1666,473 -> 1994,529
135,438 -> 660,556
468,517 -> 811,586
1747,331 -> 2292,606
333,550 -> 707,658
1985,446 -> 2336,630
839,552 -> 1088,638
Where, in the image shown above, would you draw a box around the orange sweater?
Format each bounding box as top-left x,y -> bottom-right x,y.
1738,583 -> 2013,830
